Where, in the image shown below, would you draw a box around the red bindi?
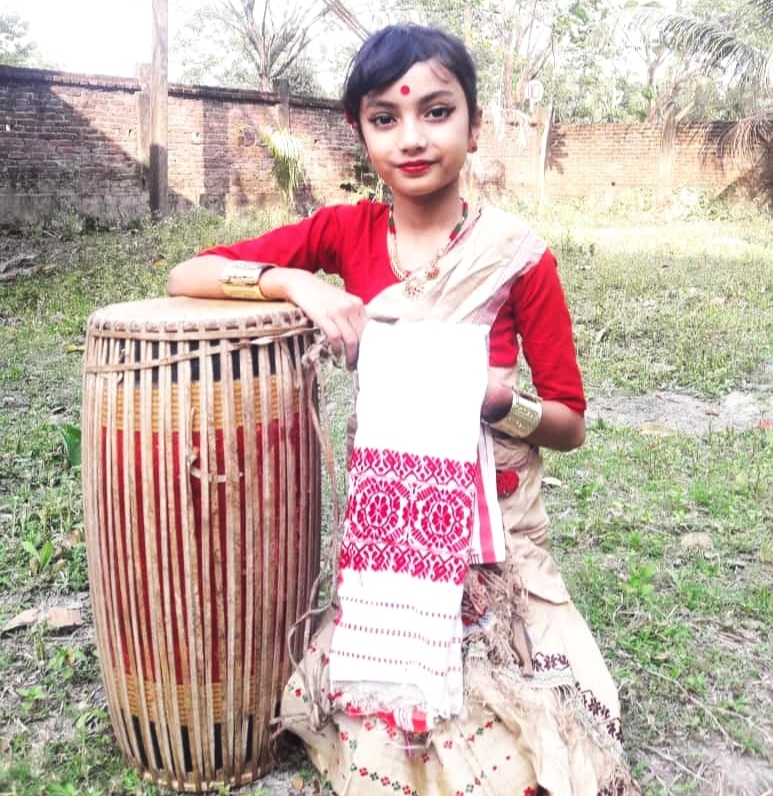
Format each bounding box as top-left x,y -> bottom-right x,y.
400,84 -> 410,95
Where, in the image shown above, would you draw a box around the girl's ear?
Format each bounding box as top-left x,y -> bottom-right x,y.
468,106 -> 483,153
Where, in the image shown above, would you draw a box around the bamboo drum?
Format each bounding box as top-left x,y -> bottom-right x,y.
81,297 -> 321,791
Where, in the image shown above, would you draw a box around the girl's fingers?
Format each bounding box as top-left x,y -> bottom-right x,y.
326,313 -> 363,370
293,280 -> 368,368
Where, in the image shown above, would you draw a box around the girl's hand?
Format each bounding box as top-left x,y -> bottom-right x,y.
167,256 -> 368,369
481,371 -> 512,423
264,269 -> 368,370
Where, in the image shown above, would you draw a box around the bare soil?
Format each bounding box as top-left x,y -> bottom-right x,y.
587,385 -> 773,437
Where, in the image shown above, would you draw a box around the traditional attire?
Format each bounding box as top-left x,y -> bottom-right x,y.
200,201 -> 637,795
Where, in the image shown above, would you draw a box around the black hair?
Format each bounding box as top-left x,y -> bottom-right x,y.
342,24 -> 478,127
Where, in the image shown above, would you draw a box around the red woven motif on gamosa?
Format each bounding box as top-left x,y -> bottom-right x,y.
341,447 -> 477,586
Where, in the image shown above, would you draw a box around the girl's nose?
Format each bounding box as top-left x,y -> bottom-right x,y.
398,117 -> 426,151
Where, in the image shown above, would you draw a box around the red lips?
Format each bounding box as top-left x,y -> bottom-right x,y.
399,161 -> 432,175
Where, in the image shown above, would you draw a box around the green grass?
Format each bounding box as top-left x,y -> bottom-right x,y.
545,223 -> 772,396
544,423 -> 772,761
0,200 -> 771,794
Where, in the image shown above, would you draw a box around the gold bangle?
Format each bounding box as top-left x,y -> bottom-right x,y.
219,261 -> 274,300
490,389 -> 543,438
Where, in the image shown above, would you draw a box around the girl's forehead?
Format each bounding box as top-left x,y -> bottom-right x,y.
366,60 -> 462,101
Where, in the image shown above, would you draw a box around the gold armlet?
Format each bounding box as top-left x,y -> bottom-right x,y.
490,389 -> 543,438
219,261 -> 274,300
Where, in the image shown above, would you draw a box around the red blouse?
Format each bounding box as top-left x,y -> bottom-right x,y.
201,200 -> 585,414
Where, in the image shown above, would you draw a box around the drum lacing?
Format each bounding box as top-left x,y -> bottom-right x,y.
281,337 -> 345,733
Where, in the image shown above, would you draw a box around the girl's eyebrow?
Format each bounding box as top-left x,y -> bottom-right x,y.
363,89 -> 456,110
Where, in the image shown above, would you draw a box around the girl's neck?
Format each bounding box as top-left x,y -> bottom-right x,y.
389,182 -> 463,237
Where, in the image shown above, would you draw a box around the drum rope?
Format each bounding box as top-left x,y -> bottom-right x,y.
85,324 -> 309,343
83,333 -> 304,373
281,337 -> 346,733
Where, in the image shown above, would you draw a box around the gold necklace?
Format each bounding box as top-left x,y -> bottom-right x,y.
387,199 -> 469,297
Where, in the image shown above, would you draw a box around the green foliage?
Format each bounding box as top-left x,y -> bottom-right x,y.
55,423 -> 82,468
633,0 -> 773,127
0,12 -> 43,67
340,150 -> 388,202
262,127 -> 307,210
657,0 -> 773,96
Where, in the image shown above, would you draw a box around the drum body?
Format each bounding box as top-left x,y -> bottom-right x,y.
81,297 -> 321,791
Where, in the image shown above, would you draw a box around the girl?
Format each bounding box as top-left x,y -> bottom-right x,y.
168,24 -> 637,795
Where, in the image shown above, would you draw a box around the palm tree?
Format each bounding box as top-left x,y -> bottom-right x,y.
653,0 -> 772,158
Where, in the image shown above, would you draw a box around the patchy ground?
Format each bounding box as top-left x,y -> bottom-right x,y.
642,743 -> 773,796
2,213 -> 771,796
587,385 -> 773,437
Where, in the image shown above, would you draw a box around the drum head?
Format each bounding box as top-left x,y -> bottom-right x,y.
87,297 -> 312,337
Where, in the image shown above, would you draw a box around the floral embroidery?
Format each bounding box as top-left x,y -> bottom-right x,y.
349,447 -> 476,485
341,448 -> 477,587
576,682 -> 623,742
531,652 -> 571,673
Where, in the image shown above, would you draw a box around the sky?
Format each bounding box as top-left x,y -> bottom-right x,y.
2,0 -> 366,94
3,0 -> 155,78
2,0 -> 355,89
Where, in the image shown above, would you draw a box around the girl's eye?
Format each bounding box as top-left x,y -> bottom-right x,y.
371,114 -> 395,127
427,106 -> 453,120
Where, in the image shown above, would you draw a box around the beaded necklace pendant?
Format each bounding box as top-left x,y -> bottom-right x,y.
387,199 -> 469,297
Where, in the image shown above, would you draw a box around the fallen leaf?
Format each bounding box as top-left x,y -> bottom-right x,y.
1,606 -> 82,635
64,344 -> 85,353
1,607 -> 39,632
704,408 -> 721,417
542,476 -> 564,488
290,776 -> 305,791
639,421 -> 675,437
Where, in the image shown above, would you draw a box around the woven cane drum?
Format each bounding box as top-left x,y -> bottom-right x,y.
81,297 -> 321,791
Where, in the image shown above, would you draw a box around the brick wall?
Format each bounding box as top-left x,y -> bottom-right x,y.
473,114 -> 764,204
0,64 -> 766,225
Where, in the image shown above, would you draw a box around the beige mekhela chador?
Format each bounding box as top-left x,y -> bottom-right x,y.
280,207 -> 639,796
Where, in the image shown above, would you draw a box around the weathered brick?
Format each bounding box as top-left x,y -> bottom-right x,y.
0,64 -> 765,226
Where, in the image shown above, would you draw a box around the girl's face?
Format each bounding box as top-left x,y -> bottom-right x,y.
358,59 -> 481,202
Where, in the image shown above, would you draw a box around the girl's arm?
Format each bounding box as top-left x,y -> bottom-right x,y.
482,369 -> 586,452
482,248 -> 586,452
166,207 -> 369,369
